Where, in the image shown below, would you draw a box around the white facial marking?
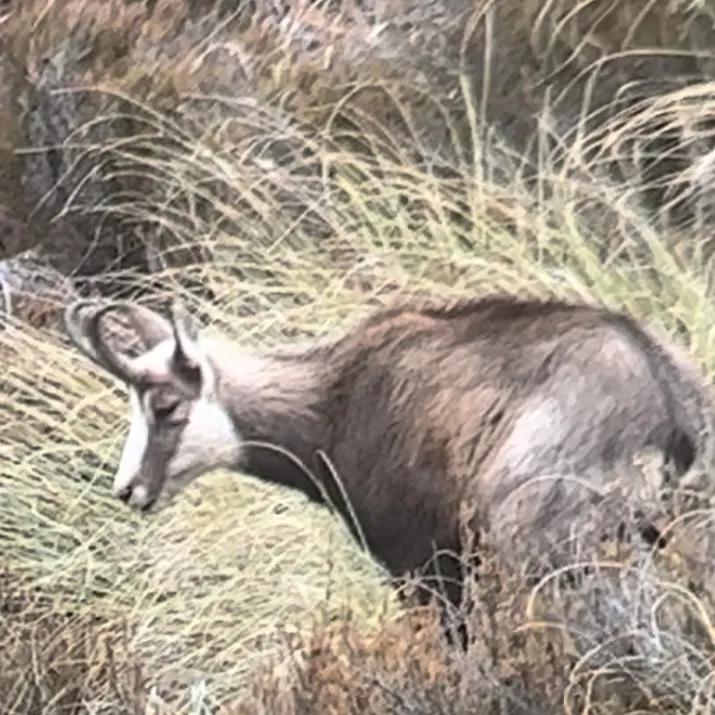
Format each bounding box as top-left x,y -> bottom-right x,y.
113,387 -> 149,497
109,333 -> 248,509
165,396 -> 242,486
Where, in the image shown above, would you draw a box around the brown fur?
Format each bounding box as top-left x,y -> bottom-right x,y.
66,292 -> 714,647
195,296 -> 710,628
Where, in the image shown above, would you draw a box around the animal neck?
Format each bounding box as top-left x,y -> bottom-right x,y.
207,336 -> 331,504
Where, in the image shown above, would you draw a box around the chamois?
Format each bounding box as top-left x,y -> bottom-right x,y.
63,293 -> 711,647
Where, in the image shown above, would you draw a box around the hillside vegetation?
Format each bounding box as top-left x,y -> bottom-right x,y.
3,0 -> 715,713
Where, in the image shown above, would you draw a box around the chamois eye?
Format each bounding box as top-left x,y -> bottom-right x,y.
154,401 -> 180,421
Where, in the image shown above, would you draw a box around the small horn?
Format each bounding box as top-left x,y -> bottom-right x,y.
169,300 -> 202,370
64,299 -> 110,364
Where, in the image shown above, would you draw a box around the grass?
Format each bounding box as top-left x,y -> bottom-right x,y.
4,146 -> 715,711
4,0 -> 715,713
1,313 -> 395,710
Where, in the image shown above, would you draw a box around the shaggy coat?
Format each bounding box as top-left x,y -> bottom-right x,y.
64,293 -> 712,644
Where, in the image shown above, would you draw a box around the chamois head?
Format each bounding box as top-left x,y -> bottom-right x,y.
64,300 -> 242,511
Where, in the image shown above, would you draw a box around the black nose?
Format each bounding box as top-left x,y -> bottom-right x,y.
140,498 -> 157,513
116,486 -> 132,504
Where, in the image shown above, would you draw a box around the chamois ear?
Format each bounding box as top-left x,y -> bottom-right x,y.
169,300 -> 204,375
64,300 -> 173,383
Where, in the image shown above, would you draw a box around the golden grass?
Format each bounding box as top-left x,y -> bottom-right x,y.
1,314 -> 395,710
4,0 -> 715,713
4,139 -> 715,711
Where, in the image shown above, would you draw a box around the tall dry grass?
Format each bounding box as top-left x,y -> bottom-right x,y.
3,0 -> 715,275
4,0 -> 715,713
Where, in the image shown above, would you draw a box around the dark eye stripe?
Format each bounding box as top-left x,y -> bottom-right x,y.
154,402 -> 180,419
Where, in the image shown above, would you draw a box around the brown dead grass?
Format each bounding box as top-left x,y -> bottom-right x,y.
2,0 -> 715,278
230,515 -> 715,715
0,570 -> 147,715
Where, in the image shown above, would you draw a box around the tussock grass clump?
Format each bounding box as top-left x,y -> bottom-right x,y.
0,570 -> 146,715
4,0 -> 715,278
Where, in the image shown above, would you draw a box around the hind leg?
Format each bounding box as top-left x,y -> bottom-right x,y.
472,392 -> 673,581
398,551 -> 477,651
